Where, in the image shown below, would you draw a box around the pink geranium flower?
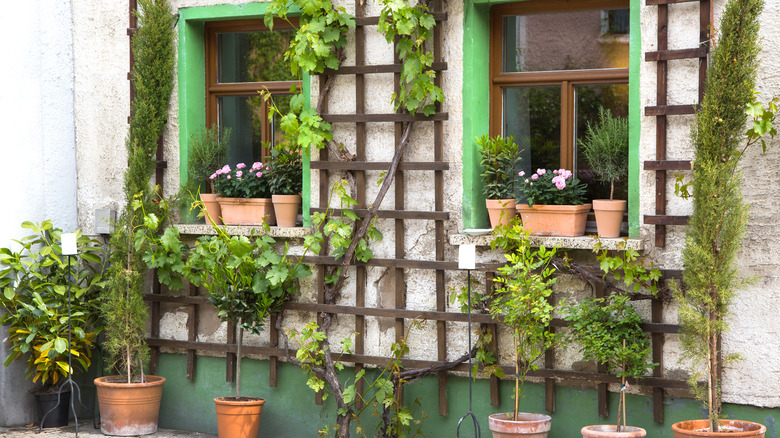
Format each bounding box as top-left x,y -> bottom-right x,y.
236,171 -> 243,178
236,163 -> 246,169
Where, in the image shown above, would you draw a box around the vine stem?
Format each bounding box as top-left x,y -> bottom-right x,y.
325,120 -> 415,302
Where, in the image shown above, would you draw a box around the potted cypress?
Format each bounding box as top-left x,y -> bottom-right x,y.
267,140 -> 303,227
477,135 -> 522,228
183,125 -> 231,225
0,221 -> 106,427
564,294 -> 656,438
93,0 -> 174,434
578,107 -> 629,238
672,0 -> 772,436
487,220 -> 559,437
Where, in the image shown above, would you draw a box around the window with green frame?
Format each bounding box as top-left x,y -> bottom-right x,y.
461,0 -> 638,233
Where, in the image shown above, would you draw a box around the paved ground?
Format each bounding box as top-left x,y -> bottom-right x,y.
0,422 -> 216,438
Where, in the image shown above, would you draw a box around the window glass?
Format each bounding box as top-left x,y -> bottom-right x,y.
217,30 -> 297,83
503,86 -> 561,181
502,8 -> 629,73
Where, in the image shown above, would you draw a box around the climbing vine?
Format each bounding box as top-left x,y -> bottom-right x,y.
262,0 -> 446,436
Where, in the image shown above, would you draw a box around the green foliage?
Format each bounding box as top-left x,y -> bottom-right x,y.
477,135 -> 522,200
267,140 -> 304,195
0,221 -> 106,390
287,320 -> 427,438
265,0 -> 354,76
183,125 -> 231,196
377,0 -> 442,115
564,294 -> 655,381
578,107 -> 629,200
592,240 -> 661,295
489,220 -> 558,418
674,0 -> 768,430
264,87 -> 334,153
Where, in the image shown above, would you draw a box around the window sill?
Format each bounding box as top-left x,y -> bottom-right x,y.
176,224 -> 313,239
449,232 -> 643,251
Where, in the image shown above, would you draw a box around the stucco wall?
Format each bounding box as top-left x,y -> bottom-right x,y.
0,0 -> 78,426
66,0 -> 780,417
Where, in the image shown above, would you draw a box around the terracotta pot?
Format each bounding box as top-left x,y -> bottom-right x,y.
486,199 -> 517,229
672,420 -> 766,438
581,425 -> 646,438
488,412 -> 551,438
200,193 -> 222,225
592,199 -> 626,238
94,375 -> 165,436
217,197 -> 276,226
515,203 -> 592,237
214,396 -> 265,438
272,194 -> 301,227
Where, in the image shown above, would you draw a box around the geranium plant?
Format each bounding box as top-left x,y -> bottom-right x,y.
519,168 -> 587,206
211,162 -> 272,198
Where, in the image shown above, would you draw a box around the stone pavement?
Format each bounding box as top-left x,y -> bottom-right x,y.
0,422 -> 216,437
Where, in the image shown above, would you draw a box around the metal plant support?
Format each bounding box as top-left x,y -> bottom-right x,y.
456,244 -> 481,438
38,233 -> 88,436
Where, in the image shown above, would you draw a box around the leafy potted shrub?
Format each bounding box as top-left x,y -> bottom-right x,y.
142,206 -> 310,438
487,220 -> 559,437
672,0 -> 772,436
211,161 -> 276,226
0,221 -> 106,427
564,294 -> 656,438
578,107 -> 629,238
183,125 -> 231,225
267,140 -> 303,227
477,135 -> 522,228
516,168 -> 590,236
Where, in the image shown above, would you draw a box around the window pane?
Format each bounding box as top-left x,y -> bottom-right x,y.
574,83 -> 629,199
503,86 -> 561,196
503,9 -> 629,73
219,95 -> 265,165
218,30 -> 297,83
269,94 -> 292,146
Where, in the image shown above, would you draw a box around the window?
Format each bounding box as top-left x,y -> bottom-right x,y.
204,19 -> 300,165
489,0 -> 629,201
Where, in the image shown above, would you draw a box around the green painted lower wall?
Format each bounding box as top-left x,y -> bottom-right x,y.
155,354 -> 780,437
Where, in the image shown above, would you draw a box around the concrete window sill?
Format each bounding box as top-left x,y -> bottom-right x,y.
449,232 -> 643,251
176,223 -> 313,239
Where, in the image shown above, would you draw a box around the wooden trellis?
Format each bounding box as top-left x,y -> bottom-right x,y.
643,0 -> 711,247
139,0 -> 695,424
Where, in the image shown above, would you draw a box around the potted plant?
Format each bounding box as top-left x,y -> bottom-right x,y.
672,0 -> 771,436
564,294 -> 656,438
487,220 -> 559,437
578,107 -> 629,238
142,203 -> 310,438
0,220 -> 106,427
516,168 -> 591,236
183,124 -> 231,225
267,139 -> 303,227
211,161 -> 276,226
477,135 -> 522,228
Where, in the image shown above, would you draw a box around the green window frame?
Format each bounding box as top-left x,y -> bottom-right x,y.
462,0 -> 641,236
178,4 -> 311,225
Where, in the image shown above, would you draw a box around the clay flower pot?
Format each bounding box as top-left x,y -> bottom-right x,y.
486,198 -> 516,229
214,396 -> 265,438
592,199 -> 626,238
671,420 -> 766,438
200,193 -> 222,225
94,375 -> 165,436
488,412 -> 551,438
216,197 -> 276,226
515,203 -> 592,237
271,194 -> 301,227
581,425 -> 646,438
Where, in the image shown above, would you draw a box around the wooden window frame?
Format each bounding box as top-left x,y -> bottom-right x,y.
489,0 -> 629,171
204,19 -> 301,156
